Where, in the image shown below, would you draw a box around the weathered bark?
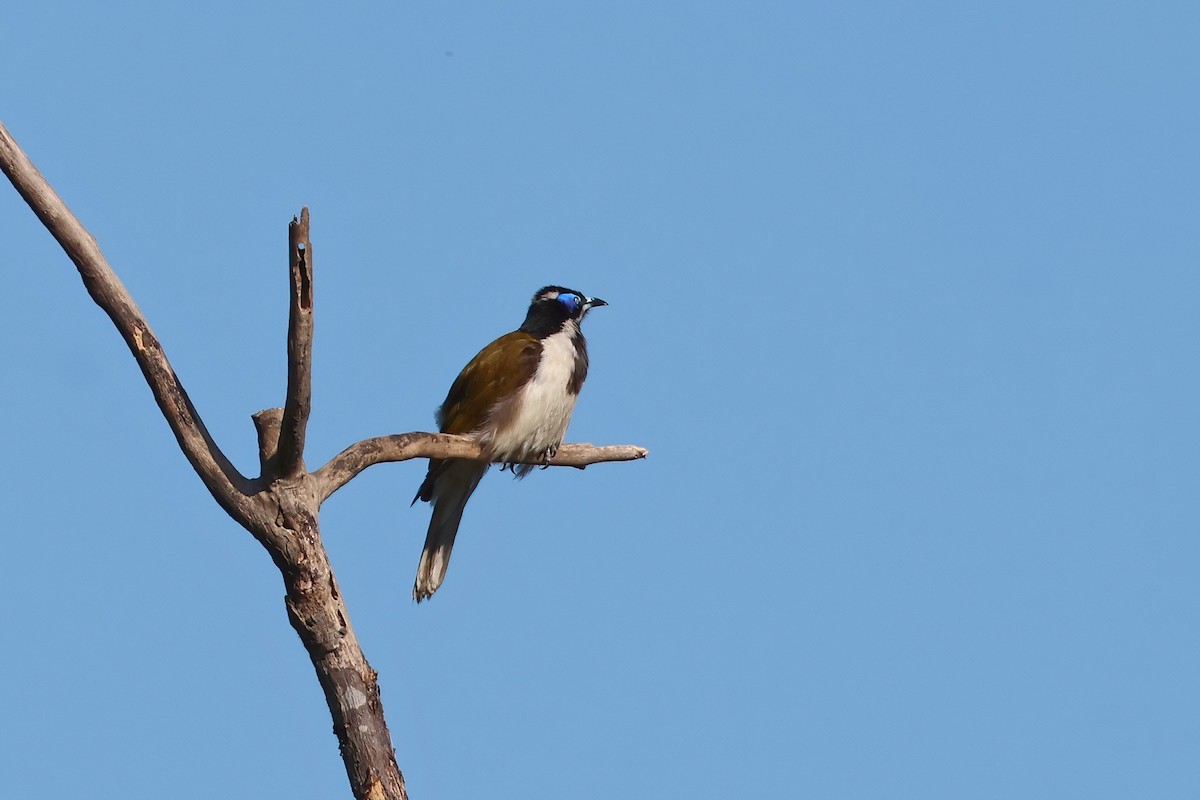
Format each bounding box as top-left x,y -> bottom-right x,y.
276,210 -> 314,479
266,473 -> 407,800
313,435 -> 648,504
0,118 -> 646,799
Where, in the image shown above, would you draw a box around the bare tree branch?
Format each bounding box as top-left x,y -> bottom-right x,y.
276,210 -> 314,478
0,118 -> 409,800
2,115 -> 646,800
0,120 -> 254,519
313,433 -> 649,504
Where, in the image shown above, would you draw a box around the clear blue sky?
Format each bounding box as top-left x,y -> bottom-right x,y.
2,3 -> 1198,798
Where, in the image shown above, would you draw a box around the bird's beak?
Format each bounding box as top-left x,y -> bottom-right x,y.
585,297 -> 608,309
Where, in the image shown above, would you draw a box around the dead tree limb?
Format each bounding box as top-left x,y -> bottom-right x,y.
0,118 -> 646,800
0,121 -> 255,518
313,435 -> 648,504
276,210 -> 314,479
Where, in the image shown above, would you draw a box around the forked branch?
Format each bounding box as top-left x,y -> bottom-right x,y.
1,116 -> 647,800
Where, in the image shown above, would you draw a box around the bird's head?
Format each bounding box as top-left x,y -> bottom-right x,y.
521,285 -> 607,336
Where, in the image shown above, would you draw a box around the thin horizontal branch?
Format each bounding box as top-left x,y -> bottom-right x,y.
0,119 -> 254,517
275,209 -> 313,479
313,433 -> 649,504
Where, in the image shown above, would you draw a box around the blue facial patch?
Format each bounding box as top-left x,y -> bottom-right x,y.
556,293 -> 582,313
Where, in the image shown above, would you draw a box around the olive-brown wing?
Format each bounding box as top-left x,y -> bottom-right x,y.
414,332 -> 542,505
437,330 -> 542,434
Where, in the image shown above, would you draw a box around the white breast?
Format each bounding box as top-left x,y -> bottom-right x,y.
485,327 -> 580,461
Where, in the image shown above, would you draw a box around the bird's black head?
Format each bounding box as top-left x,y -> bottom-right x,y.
519,285 -> 607,337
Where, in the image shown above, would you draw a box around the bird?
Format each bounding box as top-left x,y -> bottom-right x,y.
411,285 -> 607,601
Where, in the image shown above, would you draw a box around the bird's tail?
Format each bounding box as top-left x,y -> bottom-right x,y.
413,459 -> 488,602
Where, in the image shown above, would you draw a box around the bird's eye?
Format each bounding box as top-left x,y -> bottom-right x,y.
557,293 -> 581,311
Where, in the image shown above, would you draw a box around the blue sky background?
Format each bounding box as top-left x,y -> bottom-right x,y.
2,3 -> 1198,798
